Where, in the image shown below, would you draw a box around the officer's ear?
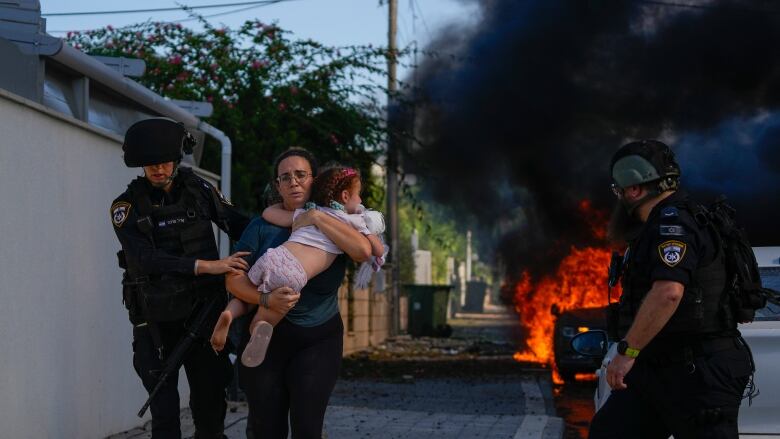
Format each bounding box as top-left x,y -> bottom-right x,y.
623,185 -> 643,201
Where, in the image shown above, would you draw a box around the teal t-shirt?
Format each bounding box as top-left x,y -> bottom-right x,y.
233,217 -> 345,327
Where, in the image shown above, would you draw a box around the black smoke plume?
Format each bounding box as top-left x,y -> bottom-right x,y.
403,0 -> 780,283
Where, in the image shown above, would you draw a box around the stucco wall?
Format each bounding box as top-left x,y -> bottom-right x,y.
340,283 -> 392,355
0,88 -> 395,437
0,90 -> 203,438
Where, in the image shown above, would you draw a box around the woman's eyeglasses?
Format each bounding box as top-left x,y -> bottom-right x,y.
277,170 -> 312,186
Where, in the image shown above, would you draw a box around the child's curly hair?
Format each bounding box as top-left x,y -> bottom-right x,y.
311,166 -> 361,207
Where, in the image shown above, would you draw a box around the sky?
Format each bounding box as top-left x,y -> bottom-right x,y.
41,0 -> 480,81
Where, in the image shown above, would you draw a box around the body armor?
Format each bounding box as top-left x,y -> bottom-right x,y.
618,204 -> 732,339
122,168 -> 224,323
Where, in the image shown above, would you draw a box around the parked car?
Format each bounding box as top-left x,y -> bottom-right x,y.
553,305 -> 608,381
736,247 -> 780,436
574,247 -> 780,437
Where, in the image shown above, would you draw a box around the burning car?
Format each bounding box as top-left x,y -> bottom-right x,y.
552,305 -> 608,381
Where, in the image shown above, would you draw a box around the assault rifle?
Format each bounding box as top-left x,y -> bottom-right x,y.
137,293 -> 223,417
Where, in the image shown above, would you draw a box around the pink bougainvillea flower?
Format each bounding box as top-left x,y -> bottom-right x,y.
170,55 -> 182,65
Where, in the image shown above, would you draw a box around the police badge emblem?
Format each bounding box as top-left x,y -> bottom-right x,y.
658,240 -> 686,267
111,201 -> 131,228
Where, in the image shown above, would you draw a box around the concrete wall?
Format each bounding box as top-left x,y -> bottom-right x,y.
0,90 -> 203,438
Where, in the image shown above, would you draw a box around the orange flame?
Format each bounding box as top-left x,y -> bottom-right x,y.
511,200 -> 620,381
513,247 -> 613,363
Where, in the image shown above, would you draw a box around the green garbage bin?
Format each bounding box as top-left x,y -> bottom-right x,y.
403,284 -> 452,337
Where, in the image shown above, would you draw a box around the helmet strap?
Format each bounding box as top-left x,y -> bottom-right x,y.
169,161 -> 180,184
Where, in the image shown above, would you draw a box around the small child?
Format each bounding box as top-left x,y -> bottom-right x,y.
210,166 -> 386,367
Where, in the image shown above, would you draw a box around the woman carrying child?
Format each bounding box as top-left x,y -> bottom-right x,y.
211,165 -> 385,366
225,147 -> 375,439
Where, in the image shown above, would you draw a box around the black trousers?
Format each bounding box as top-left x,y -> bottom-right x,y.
589,337 -> 753,439
239,313 -> 344,439
133,321 -> 232,439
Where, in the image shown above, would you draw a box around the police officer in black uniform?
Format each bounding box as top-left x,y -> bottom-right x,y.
111,118 -> 250,439
589,140 -> 754,439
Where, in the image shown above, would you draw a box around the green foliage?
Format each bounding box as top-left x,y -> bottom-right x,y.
66,19 -> 392,212
399,185 -> 472,285
65,19 -> 484,283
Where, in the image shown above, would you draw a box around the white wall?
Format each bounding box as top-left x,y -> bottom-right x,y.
413,250 -> 432,285
0,90 -> 202,438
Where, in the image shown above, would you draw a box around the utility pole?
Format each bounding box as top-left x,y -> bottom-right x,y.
386,0 -> 401,336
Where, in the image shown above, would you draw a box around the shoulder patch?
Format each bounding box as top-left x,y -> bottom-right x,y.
660,224 -> 685,236
658,240 -> 687,267
111,201 -> 131,228
660,206 -> 679,218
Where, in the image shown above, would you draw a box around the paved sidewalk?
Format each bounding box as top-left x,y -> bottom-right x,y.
109,376 -> 563,439
109,311 -> 564,439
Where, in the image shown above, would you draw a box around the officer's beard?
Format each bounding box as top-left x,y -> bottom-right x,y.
607,201 -> 643,243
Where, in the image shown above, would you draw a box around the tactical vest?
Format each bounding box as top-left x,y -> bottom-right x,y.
122,168 -> 225,323
618,205 -> 731,339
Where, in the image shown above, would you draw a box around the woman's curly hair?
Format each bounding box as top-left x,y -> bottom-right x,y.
311,166 -> 361,207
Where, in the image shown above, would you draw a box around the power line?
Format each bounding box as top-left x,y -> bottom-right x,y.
411,0 -> 432,41
42,0 -> 292,17
197,2 -> 269,20
47,2 -> 284,33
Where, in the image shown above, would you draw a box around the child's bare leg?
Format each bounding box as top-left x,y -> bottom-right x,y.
210,298 -> 254,352
241,296 -> 292,367
251,302 -> 287,330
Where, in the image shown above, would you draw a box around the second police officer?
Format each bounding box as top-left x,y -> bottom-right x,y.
111,118 -> 250,439
589,140 -> 755,439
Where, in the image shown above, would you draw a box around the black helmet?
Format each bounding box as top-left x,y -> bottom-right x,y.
610,140 -> 681,192
122,118 -> 196,167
